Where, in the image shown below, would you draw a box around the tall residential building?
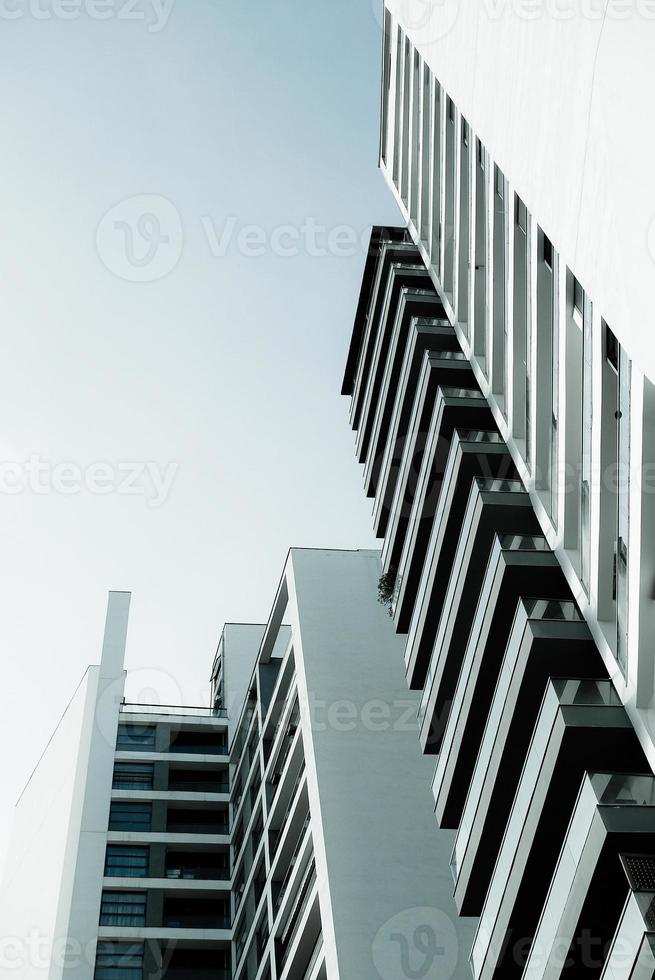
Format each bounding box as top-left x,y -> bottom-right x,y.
341,5 -> 655,978
0,549 -> 475,980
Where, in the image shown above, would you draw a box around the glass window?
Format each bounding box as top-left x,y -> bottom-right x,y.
430,81 -> 443,269
393,27 -> 403,184
381,9 -> 393,165
473,138 -> 488,363
108,802 -> 152,832
605,321 -> 619,372
94,941 -> 144,980
492,164 -> 508,402
99,891 -> 146,928
580,285 -> 593,589
573,276 -> 584,321
112,763 -> 154,790
515,196 -> 527,233
104,846 -> 149,878
116,724 -> 156,752
616,347 -> 631,675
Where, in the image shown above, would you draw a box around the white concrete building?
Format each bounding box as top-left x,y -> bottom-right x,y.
341,5 -> 655,976
0,550 -> 474,980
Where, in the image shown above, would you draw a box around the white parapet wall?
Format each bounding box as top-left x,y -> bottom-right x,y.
0,592 -> 130,980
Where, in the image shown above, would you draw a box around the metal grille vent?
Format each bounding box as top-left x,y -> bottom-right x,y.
621,854 -> 655,891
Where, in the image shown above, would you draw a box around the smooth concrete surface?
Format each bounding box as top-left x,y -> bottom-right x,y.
286,548 -> 477,980
0,592 -> 130,979
385,0 -> 655,387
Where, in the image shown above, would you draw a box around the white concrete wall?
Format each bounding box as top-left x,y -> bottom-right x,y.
286,548 -> 476,980
385,0 -> 655,386
222,623 -> 266,740
0,592 -> 130,980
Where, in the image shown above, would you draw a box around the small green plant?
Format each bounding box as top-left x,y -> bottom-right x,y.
377,566 -> 397,616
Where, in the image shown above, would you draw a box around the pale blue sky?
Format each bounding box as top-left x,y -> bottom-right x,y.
0,0 -> 400,871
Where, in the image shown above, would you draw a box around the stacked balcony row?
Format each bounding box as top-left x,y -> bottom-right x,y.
95,710 -> 232,980
342,233 -> 655,979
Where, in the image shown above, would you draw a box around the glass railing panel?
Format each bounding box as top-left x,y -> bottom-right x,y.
497,534 -> 549,553
551,678 -> 622,707
590,773 -> 655,807
475,477 -> 523,492
521,597 -> 581,619
165,867 -> 230,881
120,702 -> 228,718
440,386 -> 486,400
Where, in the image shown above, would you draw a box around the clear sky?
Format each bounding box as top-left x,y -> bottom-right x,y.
0,0 -> 400,874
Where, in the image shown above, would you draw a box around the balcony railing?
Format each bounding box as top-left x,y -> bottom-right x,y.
281,862 -> 317,964
166,822 -> 229,835
165,867 -> 230,881
163,914 -> 231,929
302,932 -> 323,980
120,701 -> 228,719
276,816 -> 311,911
163,970 -> 229,980
168,780 -> 229,793
168,743 -> 227,755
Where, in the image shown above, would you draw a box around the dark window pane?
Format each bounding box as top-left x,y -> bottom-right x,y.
100,891 -> 147,927
116,724 -> 156,752
95,941 -> 144,980
104,846 -> 149,878
108,803 -> 152,832
112,763 -> 154,790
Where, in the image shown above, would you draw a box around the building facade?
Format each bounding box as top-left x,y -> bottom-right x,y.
0,550 -> 473,980
341,5 -> 655,976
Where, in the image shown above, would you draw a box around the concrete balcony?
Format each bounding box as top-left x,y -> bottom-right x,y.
416,481 -> 540,755
97,925 -> 231,942
523,774 -> 655,979
378,352 -> 495,570
363,309 -> 458,500
393,393 -> 501,633
432,535 -> 570,828
356,278 -> 443,466
601,858 -> 655,980
102,876 -> 230,891
347,236 -> 417,410
351,262 -> 434,436
451,598 -> 601,914
401,443 -> 523,693
470,679 -> 648,980
373,344 -> 473,537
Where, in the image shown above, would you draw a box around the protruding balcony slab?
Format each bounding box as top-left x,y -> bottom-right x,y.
470,680 -> 647,980
522,774 -> 655,980
342,228 -> 409,397
451,599 -> 602,914
349,242 -> 424,428
381,363 -> 492,576
432,541 -> 570,828
364,313 -> 461,503
416,483 -> 540,756
354,267 -> 438,464
397,435 -> 518,676
600,856 -> 655,980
